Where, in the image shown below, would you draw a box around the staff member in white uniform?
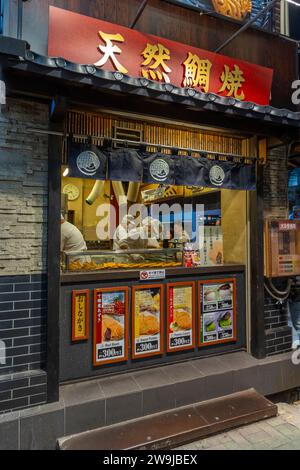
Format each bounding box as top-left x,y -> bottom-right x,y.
61,215 -> 88,258
141,216 -> 162,249
113,215 -> 138,251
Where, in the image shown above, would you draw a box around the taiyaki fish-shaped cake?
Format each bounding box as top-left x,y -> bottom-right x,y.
212,0 -> 252,20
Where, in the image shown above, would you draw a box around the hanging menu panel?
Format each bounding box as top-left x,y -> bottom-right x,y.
199,279 -> 237,346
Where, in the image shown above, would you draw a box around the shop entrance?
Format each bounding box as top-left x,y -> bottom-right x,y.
58,109 -> 254,382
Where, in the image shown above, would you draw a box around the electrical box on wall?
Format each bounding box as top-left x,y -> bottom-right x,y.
264,219 -> 300,278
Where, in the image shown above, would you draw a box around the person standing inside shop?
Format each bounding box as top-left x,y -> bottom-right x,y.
141,216 -> 162,249
61,214 -> 88,255
113,214 -> 138,250
171,221 -> 191,246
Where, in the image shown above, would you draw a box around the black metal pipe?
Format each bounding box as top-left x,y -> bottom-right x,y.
0,0 -> 4,35
130,0 -> 149,29
17,0 -> 23,39
214,0 -> 278,53
25,128 -> 257,160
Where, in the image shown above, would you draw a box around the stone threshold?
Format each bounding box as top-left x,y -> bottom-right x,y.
58,389 -> 277,450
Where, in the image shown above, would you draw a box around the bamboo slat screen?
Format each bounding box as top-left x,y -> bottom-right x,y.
63,110 -> 252,164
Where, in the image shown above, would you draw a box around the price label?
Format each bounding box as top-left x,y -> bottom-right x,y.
135,339 -> 159,354
97,346 -> 123,360
170,335 -> 191,348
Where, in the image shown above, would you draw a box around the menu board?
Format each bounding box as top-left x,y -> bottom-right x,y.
167,283 -> 195,352
200,226 -> 224,266
199,279 -> 237,346
72,290 -> 90,342
93,287 -> 128,366
132,285 -> 163,359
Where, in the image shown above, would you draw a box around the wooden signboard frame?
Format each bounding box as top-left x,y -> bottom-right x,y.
132,284 -> 164,359
72,289 -> 90,342
198,278 -> 237,347
93,286 -> 129,366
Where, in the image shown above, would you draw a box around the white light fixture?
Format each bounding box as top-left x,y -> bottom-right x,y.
63,167 -> 69,177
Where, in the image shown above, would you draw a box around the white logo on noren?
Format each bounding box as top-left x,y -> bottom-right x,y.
209,165 -> 225,186
77,151 -> 100,176
150,159 -> 170,182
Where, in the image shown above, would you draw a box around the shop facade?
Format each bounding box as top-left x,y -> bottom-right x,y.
0,0 -> 300,450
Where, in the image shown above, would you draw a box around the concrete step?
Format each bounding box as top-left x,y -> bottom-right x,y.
58,388 -> 277,450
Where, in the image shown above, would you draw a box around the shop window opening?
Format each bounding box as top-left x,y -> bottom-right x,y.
59,109 -> 251,381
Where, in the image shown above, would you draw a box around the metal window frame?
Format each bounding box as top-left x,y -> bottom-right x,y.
0,0 -> 4,35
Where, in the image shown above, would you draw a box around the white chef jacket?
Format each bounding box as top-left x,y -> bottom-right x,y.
61,221 -> 87,253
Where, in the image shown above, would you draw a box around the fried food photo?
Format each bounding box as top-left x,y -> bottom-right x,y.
101,315 -> 124,342
139,313 -> 160,336
172,309 -> 192,331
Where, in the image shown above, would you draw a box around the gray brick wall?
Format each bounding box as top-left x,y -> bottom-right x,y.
0,97 -> 49,275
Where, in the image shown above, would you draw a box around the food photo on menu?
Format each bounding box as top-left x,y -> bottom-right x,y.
137,289 -> 160,337
203,283 -> 233,304
170,307 -> 192,333
94,290 -> 127,364
168,285 -> 194,350
203,309 -> 234,342
101,292 -> 125,342
201,281 -> 235,344
133,287 -> 162,357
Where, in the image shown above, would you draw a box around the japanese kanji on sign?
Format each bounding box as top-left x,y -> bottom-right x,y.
72,290 -> 90,342
49,6 -> 273,105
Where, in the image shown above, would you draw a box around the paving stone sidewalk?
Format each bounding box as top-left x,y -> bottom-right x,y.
176,403 -> 300,450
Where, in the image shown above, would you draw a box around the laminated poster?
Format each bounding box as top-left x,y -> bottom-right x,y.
132,285 -> 163,359
167,283 -> 195,352
94,287 -> 128,365
199,279 -> 237,346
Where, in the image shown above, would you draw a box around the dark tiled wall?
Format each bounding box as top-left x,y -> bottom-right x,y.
265,295 -> 289,331
264,293 -> 292,356
0,370 -> 47,413
0,274 -> 47,412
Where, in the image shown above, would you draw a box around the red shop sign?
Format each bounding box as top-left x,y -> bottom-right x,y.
48,6 -> 273,105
